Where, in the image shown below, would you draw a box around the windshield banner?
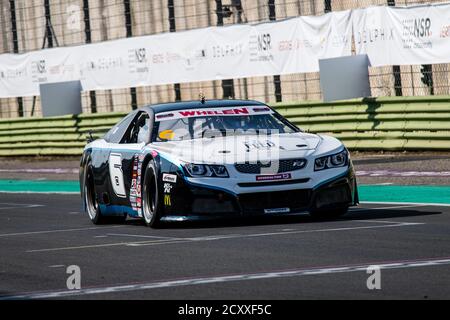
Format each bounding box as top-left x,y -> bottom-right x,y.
156,106 -> 274,121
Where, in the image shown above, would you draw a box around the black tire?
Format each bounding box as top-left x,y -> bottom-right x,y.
84,166 -> 127,225
309,206 -> 348,220
142,160 -> 162,228
84,167 -> 105,225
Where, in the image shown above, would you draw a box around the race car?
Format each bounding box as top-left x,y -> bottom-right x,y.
80,99 -> 358,227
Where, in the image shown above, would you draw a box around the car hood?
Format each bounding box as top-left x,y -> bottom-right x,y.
151,132 -> 325,164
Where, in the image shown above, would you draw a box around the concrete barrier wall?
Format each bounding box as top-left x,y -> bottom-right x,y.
1,96 -> 449,156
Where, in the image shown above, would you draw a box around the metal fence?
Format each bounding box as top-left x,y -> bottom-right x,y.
0,0 -> 448,118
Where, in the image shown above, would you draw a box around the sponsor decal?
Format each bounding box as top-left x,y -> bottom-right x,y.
128,48 -> 149,74
440,25 -> 450,38
249,33 -> 274,62
401,17 -> 432,49
164,194 -> 172,206
178,108 -> 248,117
355,28 -> 395,44
264,207 -> 290,214
83,56 -> 123,71
163,173 -> 177,183
212,43 -> 243,58
37,60 -> 46,74
244,140 -> 276,150
155,107 -> 273,121
164,183 -> 173,194
156,113 -> 174,120
129,155 -> 142,211
278,38 -> 313,51
252,107 -> 271,112
256,173 -> 291,181
31,59 -> 48,83
136,184 -> 141,196
1,66 -> 27,80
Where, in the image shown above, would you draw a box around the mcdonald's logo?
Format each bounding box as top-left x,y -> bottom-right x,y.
164,195 -> 171,206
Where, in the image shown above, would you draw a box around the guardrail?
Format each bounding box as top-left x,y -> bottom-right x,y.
0,112 -> 126,156
272,95 -> 450,150
0,95 -> 449,156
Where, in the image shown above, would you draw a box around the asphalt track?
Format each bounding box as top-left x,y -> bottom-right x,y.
1,192 -> 450,300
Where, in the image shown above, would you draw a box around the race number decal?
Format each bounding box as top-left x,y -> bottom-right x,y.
109,153 -> 126,198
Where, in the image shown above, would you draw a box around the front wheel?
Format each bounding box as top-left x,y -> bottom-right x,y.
142,161 -> 162,228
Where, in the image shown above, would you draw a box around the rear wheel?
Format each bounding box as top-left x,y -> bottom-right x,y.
84,168 -> 105,225
142,161 -> 162,228
84,167 -> 126,224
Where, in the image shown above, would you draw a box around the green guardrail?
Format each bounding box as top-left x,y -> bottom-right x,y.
0,95 -> 450,156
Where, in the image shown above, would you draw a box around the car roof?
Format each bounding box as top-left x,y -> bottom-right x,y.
141,99 -> 266,114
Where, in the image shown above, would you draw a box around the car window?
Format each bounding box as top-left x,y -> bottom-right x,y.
104,111 -> 137,144
121,111 -> 150,144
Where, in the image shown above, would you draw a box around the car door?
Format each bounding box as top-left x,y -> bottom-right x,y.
107,111 -> 150,212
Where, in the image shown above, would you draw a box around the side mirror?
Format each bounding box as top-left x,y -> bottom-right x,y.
86,130 -> 94,143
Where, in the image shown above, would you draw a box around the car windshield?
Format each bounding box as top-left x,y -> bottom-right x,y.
152,106 -> 299,142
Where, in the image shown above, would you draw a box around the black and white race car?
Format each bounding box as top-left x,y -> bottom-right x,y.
80,99 -> 358,227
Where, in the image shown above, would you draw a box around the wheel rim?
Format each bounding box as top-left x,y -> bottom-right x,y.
143,172 -> 157,223
85,172 -> 97,220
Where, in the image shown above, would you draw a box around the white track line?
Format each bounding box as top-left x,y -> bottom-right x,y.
0,202 -> 43,206
26,222 -> 423,253
106,233 -> 183,240
0,204 -> 44,211
351,204 -> 427,211
3,257 -> 450,300
0,225 -> 124,238
361,201 -> 450,207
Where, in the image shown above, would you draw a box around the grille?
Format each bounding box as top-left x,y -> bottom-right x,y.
238,189 -> 311,214
235,159 -> 307,174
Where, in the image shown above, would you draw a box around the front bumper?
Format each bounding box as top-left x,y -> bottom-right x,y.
161,168 -> 358,221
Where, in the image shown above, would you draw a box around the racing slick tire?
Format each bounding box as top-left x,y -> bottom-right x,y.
142,160 -> 162,228
84,167 -> 106,225
84,166 -> 126,224
309,206 -> 349,220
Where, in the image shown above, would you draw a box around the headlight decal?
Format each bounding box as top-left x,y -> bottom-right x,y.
314,150 -> 348,171
184,163 -> 229,178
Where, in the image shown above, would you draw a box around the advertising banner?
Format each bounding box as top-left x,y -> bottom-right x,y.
3,2 -> 450,99
0,10 -> 352,98
353,3 -> 450,67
